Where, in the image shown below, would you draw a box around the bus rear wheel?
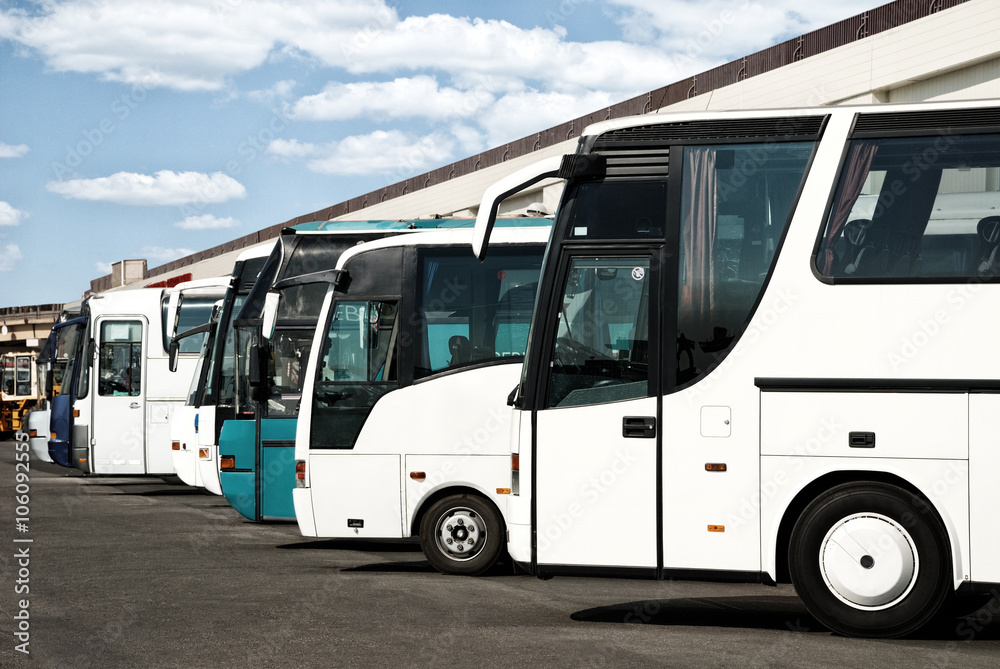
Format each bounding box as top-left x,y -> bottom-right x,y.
788,482 -> 952,638
419,494 -> 503,576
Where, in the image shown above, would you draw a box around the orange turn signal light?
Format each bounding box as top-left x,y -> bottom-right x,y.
496,488 -> 511,495
511,453 -> 519,471
705,463 -> 727,472
28,429 -> 37,438
708,525 -> 725,532
199,448 -> 210,459
171,441 -> 181,451
220,455 -> 236,471
409,471 -> 426,481
72,409 -> 80,418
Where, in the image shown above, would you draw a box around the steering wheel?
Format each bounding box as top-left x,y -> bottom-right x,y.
554,337 -> 608,366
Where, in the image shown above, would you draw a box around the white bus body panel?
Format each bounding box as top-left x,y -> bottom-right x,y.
170,402 -> 199,487
297,360 -> 523,540
308,454 -> 402,538
28,407 -> 51,462
969,393 -> 1000,584
535,396 -> 658,568
196,406 -> 223,495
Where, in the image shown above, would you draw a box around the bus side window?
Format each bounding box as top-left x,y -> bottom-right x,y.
817,134 -> 1000,280
310,300 -> 399,450
98,321 -> 142,397
678,142 -> 812,384
547,257 -> 651,408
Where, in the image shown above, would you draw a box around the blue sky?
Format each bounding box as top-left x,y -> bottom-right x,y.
0,0 -> 877,308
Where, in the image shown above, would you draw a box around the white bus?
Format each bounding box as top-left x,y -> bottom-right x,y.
64,281 -> 222,475
167,276 -> 241,487
471,99 -> 1000,637
291,226 -> 548,574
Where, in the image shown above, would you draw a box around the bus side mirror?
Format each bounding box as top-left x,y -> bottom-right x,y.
248,332 -> 271,403
261,291 -> 279,342
168,339 -> 180,373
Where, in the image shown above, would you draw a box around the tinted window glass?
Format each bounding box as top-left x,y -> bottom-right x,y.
98,321 -> 142,396
817,134 -> 1000,279
413,250 -> 542,378
677,142 -> 812,384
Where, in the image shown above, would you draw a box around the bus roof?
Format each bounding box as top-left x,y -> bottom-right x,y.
335,224 -> 551,271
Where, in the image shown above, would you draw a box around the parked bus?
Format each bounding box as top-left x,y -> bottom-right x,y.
469,99 -> 1000,637
167,276 -> 241,488
53,281 -> 222,474
215,219 -> 502,520
47,314 -> 89,466
291,226 -> 548,574
26,326 -> 60,461
168,243 -> 274,494
1,351 -> 39,436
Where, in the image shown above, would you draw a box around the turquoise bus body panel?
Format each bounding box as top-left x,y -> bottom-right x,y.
218,419 -> 257,519
259,417 -> 297,519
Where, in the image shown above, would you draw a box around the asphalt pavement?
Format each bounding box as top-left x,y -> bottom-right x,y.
2,440 -> 1000,668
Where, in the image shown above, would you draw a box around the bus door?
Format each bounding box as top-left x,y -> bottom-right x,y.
90,317 -> 146,474
48,316 -> 87,467
532,251 -> 662,571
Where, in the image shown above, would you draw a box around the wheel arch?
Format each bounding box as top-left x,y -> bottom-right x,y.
409,485 -> 507,538
772,470 -> 955,585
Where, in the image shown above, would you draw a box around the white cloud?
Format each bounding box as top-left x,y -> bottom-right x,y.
0,244 -> 23,272
0,142 -> 29,158
606,1 -> 880,68
139,245 -> 196,263
479,90 -> 620,148
46,170 -> 246,206
0,201 -> 26,226
289,76 -> 493,122
280,130 -> 455,177
247,79 -> 297,104
0,1 -> 394,91
175,214 -> 240,230
0,2 -> 675,96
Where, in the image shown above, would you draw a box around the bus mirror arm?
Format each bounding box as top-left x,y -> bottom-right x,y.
472,155 -> 569,261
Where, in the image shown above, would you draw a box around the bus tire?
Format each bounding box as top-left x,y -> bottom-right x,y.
788,482 -> 952,638
419,494 -> 503,576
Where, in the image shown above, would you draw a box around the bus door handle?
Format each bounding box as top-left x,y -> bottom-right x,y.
129,402 -> 140,409
623,416 -> 656,438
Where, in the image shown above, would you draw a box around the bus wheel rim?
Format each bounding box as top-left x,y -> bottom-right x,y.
433,507 -> 485,562
819,512 -> 919,611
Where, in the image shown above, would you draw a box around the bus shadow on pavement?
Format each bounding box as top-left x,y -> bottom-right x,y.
571,596 -> 822,632
276,538 -> 422,552
572,595 -> 1000,640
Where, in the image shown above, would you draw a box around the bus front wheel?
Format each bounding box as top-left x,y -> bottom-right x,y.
788,482 -> 952,638
419,494 -> 503,576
